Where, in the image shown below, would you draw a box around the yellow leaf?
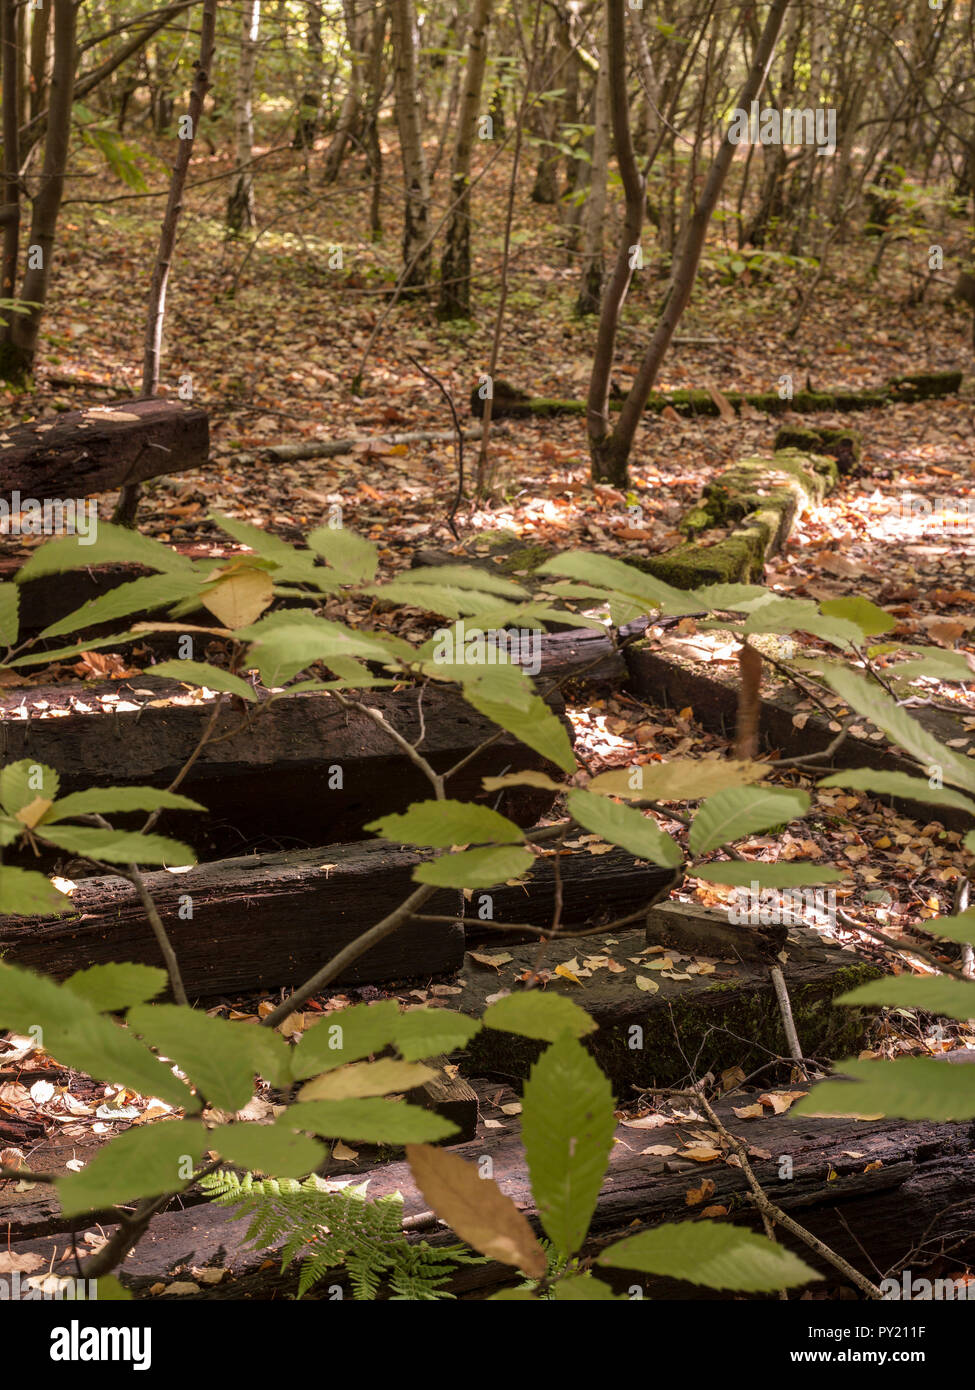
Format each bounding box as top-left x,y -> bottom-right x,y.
406,1143 -> 547,1276
634,975 -> 659,993
15,796 -> 52,828
201,564 -> 273,629
554,963 -> 582,985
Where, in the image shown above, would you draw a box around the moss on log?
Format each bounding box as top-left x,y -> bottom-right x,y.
470,371 -> 963,421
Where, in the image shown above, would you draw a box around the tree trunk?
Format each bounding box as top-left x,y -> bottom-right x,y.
113,0 -> 218,526
0,0 -> 20,328
574,15 -> 610,317
438,0 -> 493,319
27,0 -> 49,124
294,0 -> 323,148
226,0 -> 260,233
364,2 -> 387,240
321,0 -> 364,183
589,0 -> 793,486
0,0 -> 75,387
390,0 -> 432,289
585,0 -> 647,481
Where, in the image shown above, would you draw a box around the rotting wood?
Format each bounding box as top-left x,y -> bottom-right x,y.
0,399 -> 208,496
0,684 -> 570,855
6,1085 -> 973,1298
0,839 -> 465,995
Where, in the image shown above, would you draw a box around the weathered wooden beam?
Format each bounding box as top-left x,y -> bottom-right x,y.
0,839 -> 465,996
0,684 -> 569,854
407,1056 -> 479,1143
0,399 -> 208,496
7,1085 -> 974,1298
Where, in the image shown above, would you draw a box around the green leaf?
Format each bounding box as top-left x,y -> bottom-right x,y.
293,1098 -> 460,1144
822,666 -> 975,794
689,786 -> 810,855
45,786 -> 205,823
819,596 -> 895,637
0,866 -> 71,915
837,976 -> 975,1022
306,526 -> 379,584
39,826 -> 196,866
481,770 -> 563,794
691,862 -> 846,888
482,992 -> 597,1042
522,1032 -> 615,1255
150,660 -> 257,701
239,1025 -> 294,1089
209,513 -> 320,584
566,790 -> 683,867
207,1122 -> 326,1179
38,573 -> 204,640
914,909 -> 975,947
537,553 -> 699,615
0,581 -> 18,646
16,523 -> 195,581
0,964 -> 193,1109
599,1221 -> 816,1291
391,1009 -> 482,1061
367,580 -> 524,623
127,1005 -> 264,1112
235,613 -> 411,687
816,769 -> 975,818
742,597 -> 820,634
794,1056 -> 975,1121
588,759 -> 767,801
290,1000 -> 401,1080
367,800 -> 523,848
413,844 -> 535,888
551,1275 -> 626,1300
63,964 -> 168,1012
55,1121 -> 207,1218
403,565 -> 528,599
298,1058 -> 436,1101
6,630 -> 144,668
691,583 -> 769,611
0,759 -> 59,813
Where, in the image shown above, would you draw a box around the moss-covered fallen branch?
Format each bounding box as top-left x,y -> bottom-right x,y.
470,370 -> 963,421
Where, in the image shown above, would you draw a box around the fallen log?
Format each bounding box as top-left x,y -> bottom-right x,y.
6,1086 -> 973,1298
470,371 -> 964,421
0,399 -> 209,497
0,684 -> 569,856
261,426 -> 486,464
0,839 -> 465,997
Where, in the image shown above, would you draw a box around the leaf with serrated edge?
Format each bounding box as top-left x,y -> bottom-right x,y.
366,800 -> 523,848
290,1000 -> 401,1080
599,1221 -> 815,1291
689,787 -> 809,855
298,1058 -> 435,1101
293,1099 -> 458,1143
523,1033 -> 616,1255
567,790 -> 683,867
407,1142 -> 547,1276
482,992 -> 596,1042
391,1009 -> 481,1061
794,1057 -> 975,1121
55,1121 -> 207,1218
413,845 -> 535,889
589,760 -> 767,801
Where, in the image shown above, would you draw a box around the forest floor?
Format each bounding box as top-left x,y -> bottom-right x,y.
2,146 -> 974,1224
